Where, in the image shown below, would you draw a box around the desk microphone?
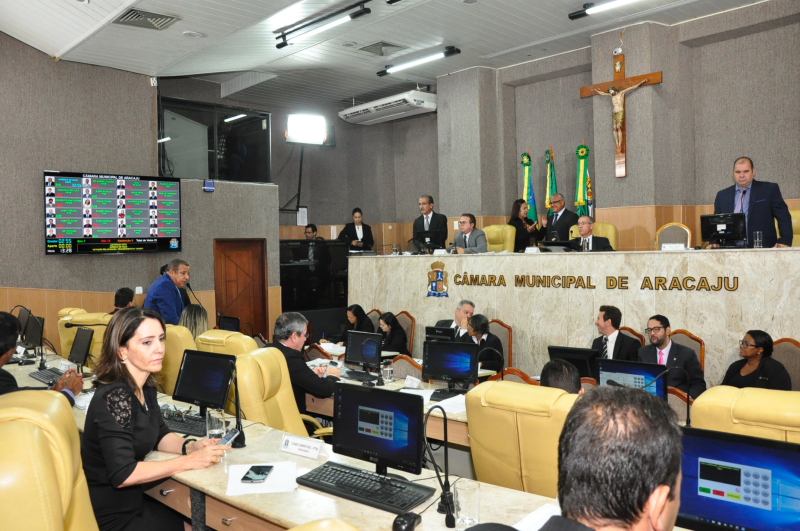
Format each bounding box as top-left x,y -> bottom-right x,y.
607,366 -> 692,426
425,405 -> 455,528
65,322 -> 108,328
478,347 -> 504,380
229,360 -> 246,448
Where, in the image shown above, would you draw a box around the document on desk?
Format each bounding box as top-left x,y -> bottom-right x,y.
399,388 -> 435,403
320,343 -> 345,355
436,394 -> 467,414
513,503 -> 561,531
226,462 -> 298,496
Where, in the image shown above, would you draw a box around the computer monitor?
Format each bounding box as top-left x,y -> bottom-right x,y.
547,346 -> 600,381
422,340 -> 479,389
700,213 -> 747,246
172,350 -> 236,417
678,427 -> 800,531
344,330 -> 383,370
16,307 -> 31,340
416,230 -> 445,250
425,326 -> 456,342
218,315 -> 240,332
597,359 -> 666,400
23,314 -> 44,349
332,383 -> 427,476
68,327 -> 94,367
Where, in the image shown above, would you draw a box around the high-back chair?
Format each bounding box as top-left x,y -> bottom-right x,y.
305,344 -> 333,361
160,325 -> 196,396
68,312 -> 113,367
483,225 -> 515,252
366,309 -> 382,333
391,355 -> 422,380
655,222 -> 692,249
580,377 -> 597,392
692,386 -> 800,443
466,381 -> 579,497
488,367 -> 538,385
57,308 -> 87,357
488,319 -> 513,368
395,311 -> 416,355
772,338 -> 800,391
568,222 -> 619,250
0,391 -> 99,531
196,329 -> 258,356
669,329 -> 705,369
236,348 -> 331,438
620,326 -> 645,346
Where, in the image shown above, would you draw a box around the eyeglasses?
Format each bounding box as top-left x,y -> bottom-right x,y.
578,221 -> 593,226
296,330 -> 310,339
644,327 -> 664,334
552,199 -> 564,204
739,340 -> 757,348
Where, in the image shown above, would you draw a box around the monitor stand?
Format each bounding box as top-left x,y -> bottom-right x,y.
374,463 -> 405,481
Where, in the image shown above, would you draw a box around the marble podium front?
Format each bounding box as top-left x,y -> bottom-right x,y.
348,249 -> 800,387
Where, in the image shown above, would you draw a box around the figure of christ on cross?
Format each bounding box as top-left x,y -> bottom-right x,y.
592,79 -> 648,152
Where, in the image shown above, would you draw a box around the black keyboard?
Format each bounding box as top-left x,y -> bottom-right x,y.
344,370 -> 378,382
429,388 -> 467,402
29,367 -> 65,384
296,462 -> 435,514
165,414 -> 207,437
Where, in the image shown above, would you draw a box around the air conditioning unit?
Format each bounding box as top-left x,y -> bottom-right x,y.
338,91 -> 437,125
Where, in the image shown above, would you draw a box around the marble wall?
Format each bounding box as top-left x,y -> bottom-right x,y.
348,249 -> 800,387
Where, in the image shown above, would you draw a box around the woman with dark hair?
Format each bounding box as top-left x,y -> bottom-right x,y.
320,304 -> 374,346
338,207 -> 374,251
82,307 -> 229,531
721,330 -> 791,390
464,314 -> 504,373
378,312 -> 409,355
508,199 -> 537,252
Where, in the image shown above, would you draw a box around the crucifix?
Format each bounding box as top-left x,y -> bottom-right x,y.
580,33 -> 662,177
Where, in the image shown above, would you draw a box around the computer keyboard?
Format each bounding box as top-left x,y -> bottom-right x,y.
343,369 -> 378,383
165,414 -> 207,437
296,462 -> 435,514
29,367 -> 65,385
429,388 -> 467,402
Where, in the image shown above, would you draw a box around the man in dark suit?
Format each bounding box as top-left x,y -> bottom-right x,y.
534,193 -> 580,241
591,305 -> 639,361
412,195 -> 448,252
435,299 -> 475,340
713,156 -> 792,248
569,215 -> 614,251
448,213 -> 488,254
638,314 -> 706,399
0,312 -> 82,407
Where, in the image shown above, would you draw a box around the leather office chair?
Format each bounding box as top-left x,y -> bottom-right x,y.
69,312 -> 113,367
366,309 -> 382,333
196,329 -> 258,356
620,326 -> 646,346
655,222 -> 692,249
669,329 -> 705,370
57,308 -> 87,357
0,391 -> 99,531
161,325 -> 196,396
772,338 -> 799,391
667,387 -> 692,425
391,355 -> 422,380
692,386 -> 800,443
395,311 -> 416,355
488,367 -> 538,385
466,381 -> 579,497
483,225 -> 515,253
568,221 -> 619,250
289,519 -> 361,531
775,209 -> 800,247
305,344 -> 333,361
236,347 -> 331,439
488,319 -> 513,368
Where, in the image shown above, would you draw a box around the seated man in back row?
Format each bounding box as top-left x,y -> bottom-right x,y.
638,314 -> 706,399
569,215 -> 614,251
435,299 -> 474,340
591,305 -> 639,361
448,214 -> 488,254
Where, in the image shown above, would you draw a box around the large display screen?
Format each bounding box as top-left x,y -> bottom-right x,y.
44,170 -> 181,255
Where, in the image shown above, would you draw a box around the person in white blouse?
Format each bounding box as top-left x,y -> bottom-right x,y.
338,207 -> 374,251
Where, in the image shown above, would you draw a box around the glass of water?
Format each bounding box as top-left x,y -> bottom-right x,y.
455,480 -> 480,531
207,408 -> 225,439
382,365 -> 394,383
753,231 -> 763,248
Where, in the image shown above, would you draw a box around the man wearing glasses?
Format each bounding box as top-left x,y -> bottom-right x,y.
569,215 -> 614,251
448,214 -> 488,254
637,314 -> 706,398
267,312 -> 340,415
534,193 -> 580,242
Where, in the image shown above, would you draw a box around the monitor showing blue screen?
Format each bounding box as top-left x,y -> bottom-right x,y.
678,427 -> 800,531
172,350 -> 235,412
597,359 -> 666,399
345,330 -> 383,369
422,341 -> 479,382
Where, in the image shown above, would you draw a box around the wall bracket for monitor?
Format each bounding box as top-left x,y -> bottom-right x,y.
279,145 -> 305,212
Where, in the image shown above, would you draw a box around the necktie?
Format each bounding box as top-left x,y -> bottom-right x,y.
602,336 -> 608,359
658,350 -> 665,365
308,243 -> 315,272
424,215 -> 430,231
553,213 -> 560,226
464,233 -> 469,247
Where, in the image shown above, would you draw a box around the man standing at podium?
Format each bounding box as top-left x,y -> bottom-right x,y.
535,193 -> 579,242
413,195 -> 448,252
144,258 -> 189,325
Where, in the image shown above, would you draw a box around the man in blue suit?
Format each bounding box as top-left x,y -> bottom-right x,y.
144,259 -> 189,325
713,156 -> 792,248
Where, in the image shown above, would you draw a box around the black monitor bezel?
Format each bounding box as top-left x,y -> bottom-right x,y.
700,213 -> 747,242
425,326 -> 456,342
422,340 -> 480,383
547,346 -> 600,381
68,326 -> 94,366
596,358 -> 667,400
171,349 -> 236,411
416,230 -> 445,249
218,315 -> 240,332
17,307 -> 31,340
23,315 -> 44,348
344,330 -> 383,370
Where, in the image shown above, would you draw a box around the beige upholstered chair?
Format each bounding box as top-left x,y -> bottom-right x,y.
289,519 -> 361,531
620,326 -> 645,346
488,319 -> 513,368
305,344 -> 333,361
391,355 -> 422,380
0,391 -> 99,531
395,310 -> 416,355
466,381 -> 579,497
656,222 -> 692,249
692,386 -> 800,443
667,387 -> 692,425
670,329 -> 705,369
366,309 -> 382,333
483,225 -> 515,253
488,367 -> 538,385
160,325 -> 196,396
568,222 -> 619,250
772,338 -> 799,391
57,308 -> 87,357
196,329 -> 258,356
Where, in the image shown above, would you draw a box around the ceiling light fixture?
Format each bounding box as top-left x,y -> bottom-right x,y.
386,0 -> 403,4
276,1 -> 372,49
568,3 -> 594,20
157,137 -> 171,143
569,0 -> 643,19
224,114 -> 247,123
377,46 -> 461,76
182,31 -> 205,38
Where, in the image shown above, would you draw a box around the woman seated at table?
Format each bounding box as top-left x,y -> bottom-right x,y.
508,199 -> 538,252
463,314 -> 504,373
320,304 -> 375,346
338,207 -> 374,251
378,312 -> 409,355
721,330 -> 792,391
178,303 -> 209,339
82,307 -> 230,531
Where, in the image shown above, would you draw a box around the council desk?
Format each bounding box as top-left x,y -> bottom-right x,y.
348,249 -> 800,387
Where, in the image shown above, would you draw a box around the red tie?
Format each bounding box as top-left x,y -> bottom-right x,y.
658,350 -> 665,365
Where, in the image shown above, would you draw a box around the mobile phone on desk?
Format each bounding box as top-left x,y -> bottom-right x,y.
241,465 -> 273,483
218,428 -> 240,446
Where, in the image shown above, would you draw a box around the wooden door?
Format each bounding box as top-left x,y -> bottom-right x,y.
213,239 -> 268,337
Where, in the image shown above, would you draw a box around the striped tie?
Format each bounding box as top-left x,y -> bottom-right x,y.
602,336 -> 609,359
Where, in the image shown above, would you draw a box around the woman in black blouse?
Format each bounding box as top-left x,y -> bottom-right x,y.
82,307 -> 229,531
464,314 -> 504,373
320,304 -> 375,346
508,199 -> 538,252
721,330 -> 791,391
378,312 -> 409,355
338,207 -> 374,251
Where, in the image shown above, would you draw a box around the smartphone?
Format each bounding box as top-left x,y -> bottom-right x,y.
241,465 -> 273,483
218,428 -> 240,446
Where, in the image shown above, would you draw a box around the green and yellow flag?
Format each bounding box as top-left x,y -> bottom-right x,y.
521,151 -> 537,216
544,147 -> 558,216
575,145 -> 592,217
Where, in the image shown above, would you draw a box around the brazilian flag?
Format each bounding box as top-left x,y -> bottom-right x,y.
545,149 -> 558,216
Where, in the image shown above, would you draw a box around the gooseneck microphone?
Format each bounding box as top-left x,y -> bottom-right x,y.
65,322 -> 108,328
607,366 -> 692,426
424,405 -> 455,528
186,282 -> 206,311
478,347 -> 504,380
229,359 -> 246,448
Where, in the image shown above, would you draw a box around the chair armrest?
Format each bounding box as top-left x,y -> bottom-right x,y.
300,414 -> 334,439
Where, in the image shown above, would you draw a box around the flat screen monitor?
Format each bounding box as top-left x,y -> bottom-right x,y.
416,230 -> 445,250
700,213 -> 746,244
678,427 -> 800,531
344,330 -> 383,370
425,326 -> 456,342
68,327 -> 94,366
218,315 -> 240,332
44,170 -> 182,255
172,350 -> 235,416
548,346 -> 600,381
23,315 -> 44,348
332,383 -> 427,477
597,359 -> 666,400
422,340 -> 479,384
16,307 -> 31,340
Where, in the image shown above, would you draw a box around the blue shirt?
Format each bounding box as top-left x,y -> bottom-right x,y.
143,273 -> 184,325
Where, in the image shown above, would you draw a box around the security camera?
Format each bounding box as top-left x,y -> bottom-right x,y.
613,47 -> 623,56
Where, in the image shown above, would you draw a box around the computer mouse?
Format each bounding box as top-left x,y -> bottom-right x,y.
393,512 -> 422,531
19,359 -> 36,366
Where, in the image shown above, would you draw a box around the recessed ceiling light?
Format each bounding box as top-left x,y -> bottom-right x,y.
182,31 -> 205,38
341,41 -> 358,48
73,0 -> 90,4
462,0 -> 479,4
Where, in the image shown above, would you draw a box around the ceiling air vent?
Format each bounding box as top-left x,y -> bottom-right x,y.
113,9 -> 180,31
358,41 -> 407,56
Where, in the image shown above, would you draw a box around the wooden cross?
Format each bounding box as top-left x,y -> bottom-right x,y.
580,53 -> 662,177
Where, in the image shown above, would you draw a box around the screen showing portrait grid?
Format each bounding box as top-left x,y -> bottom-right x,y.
44,171 -> 181,255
